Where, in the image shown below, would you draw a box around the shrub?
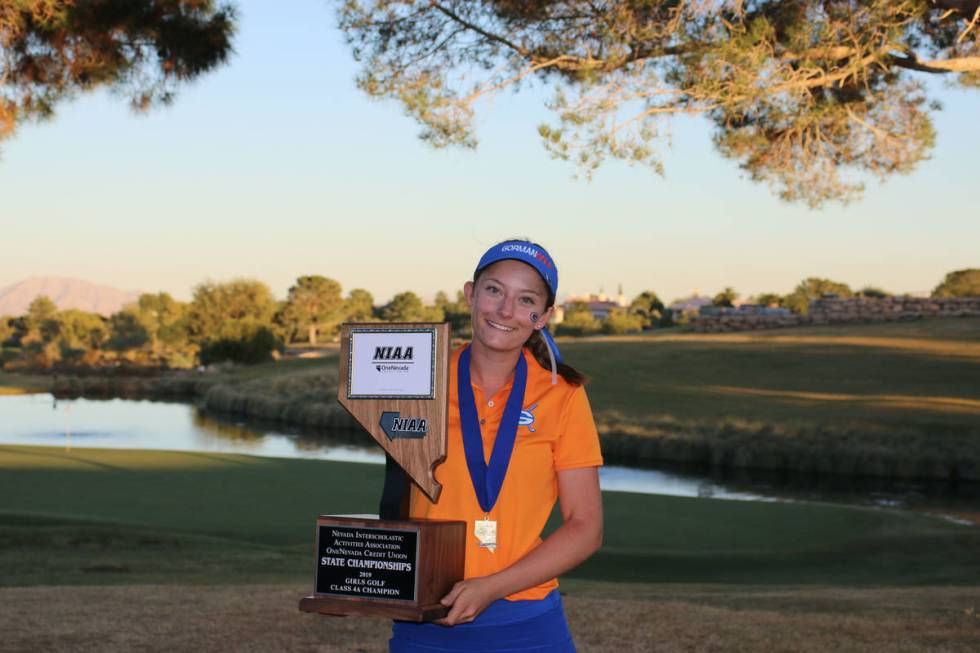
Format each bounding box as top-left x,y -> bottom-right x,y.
199,319 -> 283,365
556,303 -> 600,336
932,269 -> 980,298
601,309 -> 644,334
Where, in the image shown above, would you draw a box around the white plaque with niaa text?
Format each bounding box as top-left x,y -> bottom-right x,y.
347,327 -> 436,399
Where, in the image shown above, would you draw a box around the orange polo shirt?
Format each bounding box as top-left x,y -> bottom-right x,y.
409,344 -> 604,601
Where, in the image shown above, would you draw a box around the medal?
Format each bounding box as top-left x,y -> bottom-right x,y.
474,515 -> 497,553
458,347 -> 527,554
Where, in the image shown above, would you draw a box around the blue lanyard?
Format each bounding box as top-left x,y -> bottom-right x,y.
457,346 -> 527,514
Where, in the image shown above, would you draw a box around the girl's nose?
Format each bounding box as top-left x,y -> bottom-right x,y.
497,296 -> 515,319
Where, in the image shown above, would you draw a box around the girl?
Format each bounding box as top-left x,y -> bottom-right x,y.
390,239 -> 604,652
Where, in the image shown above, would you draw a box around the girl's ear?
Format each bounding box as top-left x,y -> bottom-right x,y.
463,281 -> 475,309
534,305 -> 555,330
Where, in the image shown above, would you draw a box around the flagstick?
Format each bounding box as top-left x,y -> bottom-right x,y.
64,403 -> 71,453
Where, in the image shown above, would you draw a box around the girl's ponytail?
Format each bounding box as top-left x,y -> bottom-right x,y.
525,329 -> 587,386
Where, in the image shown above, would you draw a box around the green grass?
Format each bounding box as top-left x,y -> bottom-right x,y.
561,318 -> 980,430
2,446 -> 978,589
0,513 -> 306,586
0,370 -> 53,395
553,318 -> 980,477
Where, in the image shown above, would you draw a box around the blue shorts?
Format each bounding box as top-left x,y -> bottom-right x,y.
389,590 -> 575,652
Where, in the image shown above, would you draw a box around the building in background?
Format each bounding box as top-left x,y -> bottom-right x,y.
558,284 -> 629,322
668,292 -> 713,320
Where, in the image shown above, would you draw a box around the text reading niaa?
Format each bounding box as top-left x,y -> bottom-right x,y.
393,417 -> 427,433
374,346 -> 414,361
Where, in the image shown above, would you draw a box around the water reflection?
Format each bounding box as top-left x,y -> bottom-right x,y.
639,460 -> 980,518
190,412 -> 263,443
1,394 -> 978,515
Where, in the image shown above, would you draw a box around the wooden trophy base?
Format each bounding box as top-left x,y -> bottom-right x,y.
299,515 -> 465,622
298,596 -> 450,622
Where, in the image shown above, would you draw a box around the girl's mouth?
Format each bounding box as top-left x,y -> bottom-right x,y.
486,319 -> 516,332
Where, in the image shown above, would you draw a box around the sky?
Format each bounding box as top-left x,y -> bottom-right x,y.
0,0 -> 977,306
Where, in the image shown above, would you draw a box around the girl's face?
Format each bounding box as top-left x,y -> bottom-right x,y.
464,259 -> 554,355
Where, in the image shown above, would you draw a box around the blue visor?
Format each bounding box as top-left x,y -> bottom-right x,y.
475,240 -> 558,298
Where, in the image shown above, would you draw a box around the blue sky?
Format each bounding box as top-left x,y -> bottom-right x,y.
1,0 -> 977,305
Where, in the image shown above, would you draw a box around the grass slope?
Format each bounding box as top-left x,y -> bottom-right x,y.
2,446 -> 978,589
562,318 -> 980,429
558,318 -> 980,478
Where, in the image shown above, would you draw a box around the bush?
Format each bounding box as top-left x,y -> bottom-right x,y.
199,319 -> 283,365
784,277 -> 854,315
601,310 -> 644,334
629,291 -> 666,328
932,269 -> 980,298
20,341 -> 62,368
1,346 -> 19,367
556,303 -> 600,336
857,286 -> 889,298
0,316 -> 14,346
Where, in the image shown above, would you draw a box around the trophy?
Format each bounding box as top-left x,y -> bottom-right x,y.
299,323 -> 465,621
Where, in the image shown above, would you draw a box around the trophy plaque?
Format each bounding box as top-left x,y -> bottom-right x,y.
299,323 -> 465,621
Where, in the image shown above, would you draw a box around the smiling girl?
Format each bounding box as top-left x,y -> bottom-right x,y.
389,239 -> 604,652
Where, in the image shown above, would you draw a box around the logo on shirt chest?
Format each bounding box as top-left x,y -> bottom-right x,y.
519,402 -> 538,432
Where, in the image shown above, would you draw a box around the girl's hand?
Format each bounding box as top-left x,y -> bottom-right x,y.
434,577 -> 499,626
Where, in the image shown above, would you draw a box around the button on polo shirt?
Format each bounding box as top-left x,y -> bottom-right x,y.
469,382 -> 511,462
409,345 -> 603,601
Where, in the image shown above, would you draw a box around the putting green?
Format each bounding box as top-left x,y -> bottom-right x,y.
2,446 -> 978,588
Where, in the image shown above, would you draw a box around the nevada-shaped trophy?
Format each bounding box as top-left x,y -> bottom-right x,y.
299,323 -> 464,621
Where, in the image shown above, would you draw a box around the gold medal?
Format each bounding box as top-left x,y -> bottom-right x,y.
474,515 -> 497,553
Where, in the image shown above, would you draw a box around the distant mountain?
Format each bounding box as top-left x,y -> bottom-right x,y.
0,277 -> 142,317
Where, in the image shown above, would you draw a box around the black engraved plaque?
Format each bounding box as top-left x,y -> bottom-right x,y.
315,525 -> 418,601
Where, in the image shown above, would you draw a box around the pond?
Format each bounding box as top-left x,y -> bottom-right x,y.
1,394 -> 977,520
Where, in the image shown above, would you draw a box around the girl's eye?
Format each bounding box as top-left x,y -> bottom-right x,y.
520,296 -> 535,305
485,284 -> 500,294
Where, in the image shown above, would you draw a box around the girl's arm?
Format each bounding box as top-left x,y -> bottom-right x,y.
435,466 -> 603,626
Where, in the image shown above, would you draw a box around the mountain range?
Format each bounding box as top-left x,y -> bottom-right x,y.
0,277 -> 142,317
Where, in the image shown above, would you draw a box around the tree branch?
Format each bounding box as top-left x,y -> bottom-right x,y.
932,1 -> 980,16
429,1 -> 528,57
957,4 -> 980,43
463,57 -> 565,104
888,53 -> 980,73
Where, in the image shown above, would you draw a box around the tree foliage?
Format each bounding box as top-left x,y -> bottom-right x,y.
556,301 -> 600,335
51,308 -> 109,353
281,275 -> 344,344
198,317 -> 279,365
109,292 -> 194,366
601,308 -> 643,334
857,285 -> 889,298
932,268 -> 980,297
188,279 -> 280,363
380,291 -> 443,322
108,310 -> 150,352
135,292 -> 189,349
751,292 -> 783,307
344,287 -> 376,321
0,314 -> 14,344
338,1 -> 980,206
435,289 -> 470,334
712,286 -> 739,308
783,276 -> 853,314
0,0 -> 235,149
629,289 -> 666,328
22,294 -> 57,342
